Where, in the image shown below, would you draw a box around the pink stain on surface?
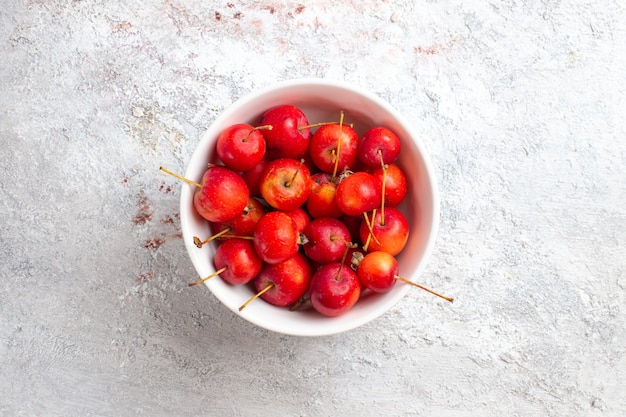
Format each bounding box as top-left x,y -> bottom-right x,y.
414,45 -> 439,55
158,181 -> 173,194
136,271 -> 154,283
133,192 -> 153,226
144,237 -> 165,250
110,21 -> 133,33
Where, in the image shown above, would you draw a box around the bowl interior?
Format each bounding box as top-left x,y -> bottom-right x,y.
180,79 -> 439,336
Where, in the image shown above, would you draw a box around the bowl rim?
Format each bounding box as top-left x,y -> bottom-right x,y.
180,77 -> 440,336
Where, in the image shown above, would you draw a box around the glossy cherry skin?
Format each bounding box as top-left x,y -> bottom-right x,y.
260,158 -> 312,212
357,126 -> 401,168
216,123 -> 266,172
258,105 -> 311,159
309,262 -> 361,317
335,171 -> 381,216
302,217 -> 352,264
307,172 -> 342,219
356,251 -> 398,293
193,165 -> 250,223
309,123 -> 359,174
253,211 -> 299,264
370,163 -> 408,208
359,207 -> 409,256
211,197 -> 266,237
254,252 -> 313,307
241,157 -> 270,197
285,207 -> 311,234
214,238 -> 263,285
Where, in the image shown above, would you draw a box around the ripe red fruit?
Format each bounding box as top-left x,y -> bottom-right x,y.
252,253 -> 313,307
356,251 -> 398,293
371,163 -> 408,207
241,157 -> 270,197
302,217 -> 352,264
354,251 -> 454,302
216,123 -> 267,171
211,197 -> 266,237
253,211 -> 299,264
193,165 -> 250,223
357,126 -> 401,168
335,171 -> 381,216
258,105 -> 311,159
213,238 -> 263,285
286,207 -> 311,234
360,207 -> 409,256
309,123 -> 359,174
309,263 -> 361,317
260,158 -> 312,212
307,172 -> 342,219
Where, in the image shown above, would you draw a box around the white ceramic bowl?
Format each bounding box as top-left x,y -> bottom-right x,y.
180,78 -> 439,336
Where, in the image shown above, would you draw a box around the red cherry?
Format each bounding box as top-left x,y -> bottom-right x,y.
241,157 -> 270,197
360,207 -> 409,256
355,251 -> 454,302
258,105 -> 311,159
260,158 -> 312,212
285,207 -> 311,234
309,123 -> 359,175
216,123 -> 267,172
356,251 -> 398,293
193,165 -> 250,223
307,172 -> 342,219
371,163 -> 408,208
302,217 -> 352,264
253,211 -> 299,264
335,171 -> 381,217
250,253 -> 313,307
357,126 -> 401,168
187,238 -> 262,287
309,262 -> 361,317
194,197 -> 264,248
159,166 -> 249,224
212,197 -> 266,237
213,238 -> 263,285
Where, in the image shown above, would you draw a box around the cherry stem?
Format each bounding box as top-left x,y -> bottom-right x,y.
285,159 -> 305,187
330,236 -> 354,246
298,121 -> 353,131
361,210 -> 382,251
339,241 -> 357,266
331,111 -> 345,180
335,240 -> 357,281
159,166 -> 201,188
395,276 -> 454,303
193,227 -> 232,248
188,266 -> 228,287
219,234 -> 254,240
336,262 -> 344,281
245,124 -> 273,141
378,150 -> 387,226
239,282 -> 275,311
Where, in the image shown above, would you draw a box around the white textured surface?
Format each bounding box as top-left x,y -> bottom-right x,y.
1,1 -> 625,416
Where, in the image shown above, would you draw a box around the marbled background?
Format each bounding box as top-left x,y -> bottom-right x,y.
1,1 -> 625,416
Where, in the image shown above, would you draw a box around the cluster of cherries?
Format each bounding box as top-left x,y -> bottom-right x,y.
162,104 -> 452,317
